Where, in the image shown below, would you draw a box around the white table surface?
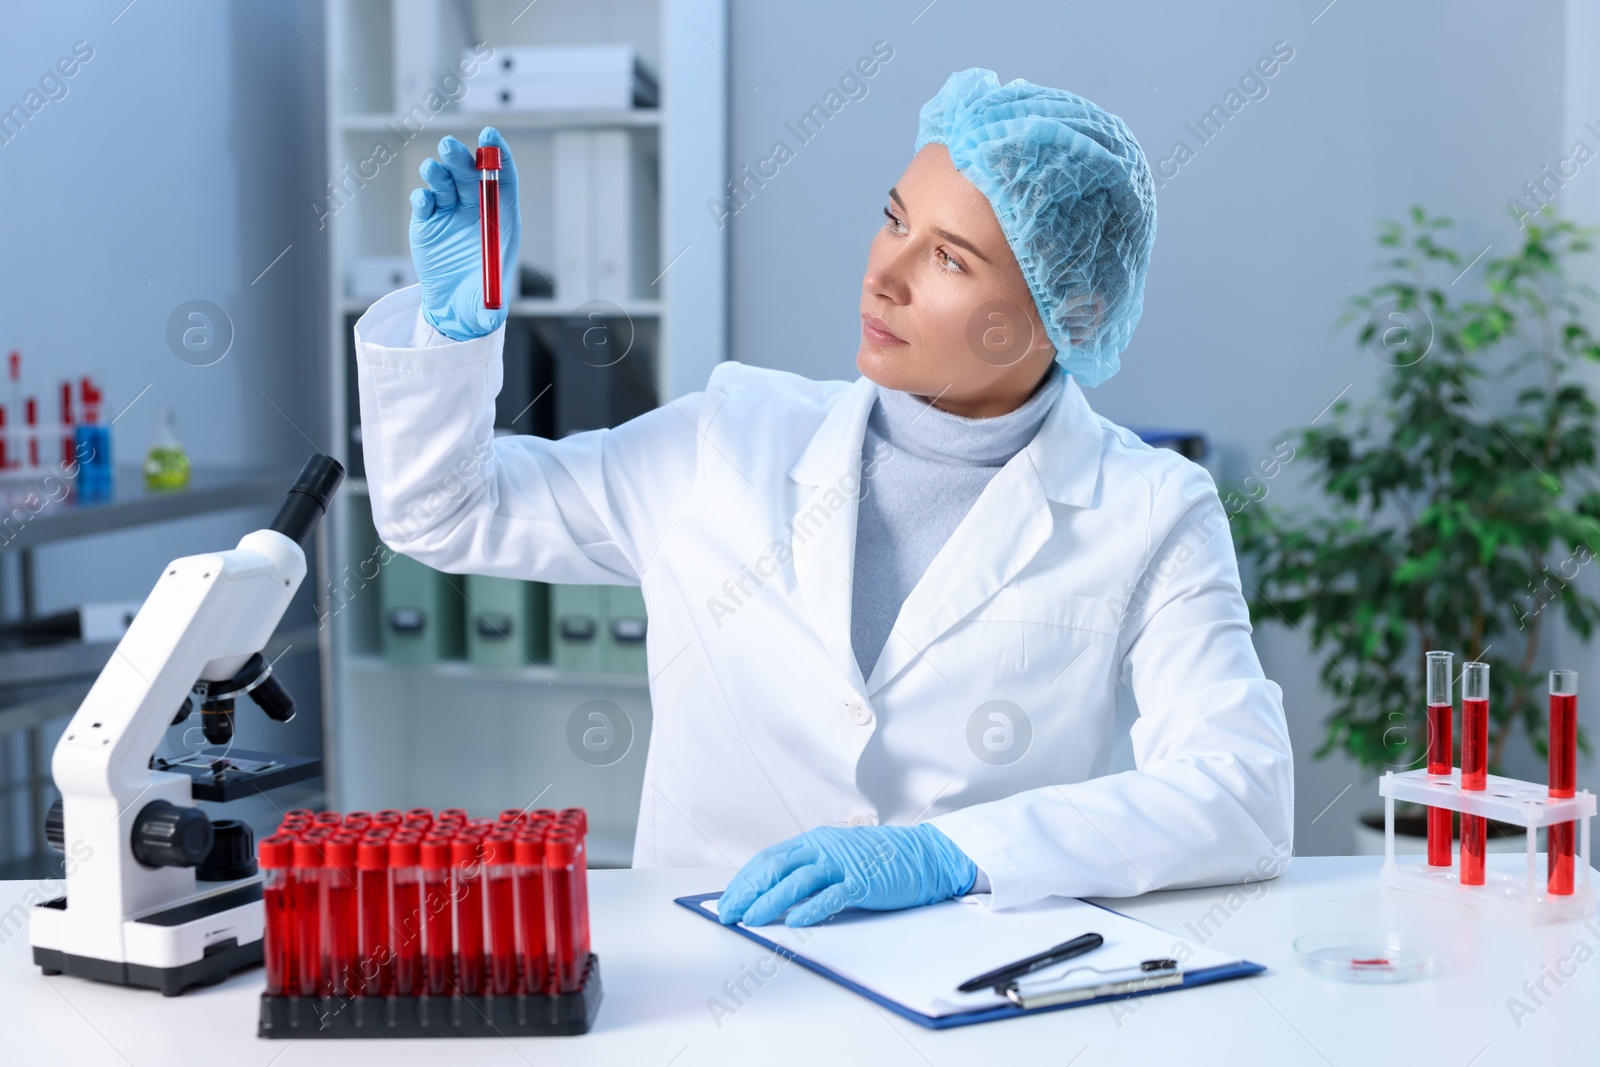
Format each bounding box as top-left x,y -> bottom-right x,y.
2,855 -> 1593,1066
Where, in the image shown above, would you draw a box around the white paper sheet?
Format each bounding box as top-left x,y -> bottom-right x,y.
705,894 -> 1246,1019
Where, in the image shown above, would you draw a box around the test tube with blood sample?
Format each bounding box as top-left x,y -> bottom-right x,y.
453,835 -> 487,996
390,836 -> 423,996
1549,670 -> 1579,896
476,145 -> 503,309
1460,662 -> 1490,887
483,834 -> 517,996
421,837 -> 454,995
356,837 -> 391,996
259,835 -> 295,996
1425,651 -> 1454,868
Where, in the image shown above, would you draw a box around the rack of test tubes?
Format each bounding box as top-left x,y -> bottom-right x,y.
1379,657 -> 1596,925
257,806 -> 601,1038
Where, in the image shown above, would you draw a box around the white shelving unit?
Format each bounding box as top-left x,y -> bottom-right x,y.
318,0 -> 727,867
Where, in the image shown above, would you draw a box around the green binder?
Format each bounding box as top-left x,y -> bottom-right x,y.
602,585 -> 649,676
380,554 -> 465,663
464,575 -> 550,669
551,584 -> 604,673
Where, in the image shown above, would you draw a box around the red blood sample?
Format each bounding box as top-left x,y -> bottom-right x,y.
373,809 -> 404,825
514,835 -> 548,994
1461,672 -> 1490,887
476,145 -> 503,310
1426,701 -> 1454,867
453,837 -> 486,995
421,837 -> 454,995
314,811 -> 343,826
357,838 -> 391,996
390,837 -> 423,996
325,835 -> 359,997
547,832 -> 581,994
571,827 -> 590,965
260,835 -> 295,996
1550,672 -> 1579,896
292,838 -> 325,997
483,835 -> 517,995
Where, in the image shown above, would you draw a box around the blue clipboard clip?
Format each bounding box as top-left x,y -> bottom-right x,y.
1003,958 -> 1184,1010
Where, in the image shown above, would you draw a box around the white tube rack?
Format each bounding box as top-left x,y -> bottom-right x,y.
1378,769 -> 1595,925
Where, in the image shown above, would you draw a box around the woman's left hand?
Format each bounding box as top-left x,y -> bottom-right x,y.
717,823 -> 978,927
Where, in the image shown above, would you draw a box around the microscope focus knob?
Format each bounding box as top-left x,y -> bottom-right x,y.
45,798 -> 65,852
131,800 -> 214,869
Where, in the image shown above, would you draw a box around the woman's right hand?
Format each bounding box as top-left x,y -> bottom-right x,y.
409,126 -> 522,342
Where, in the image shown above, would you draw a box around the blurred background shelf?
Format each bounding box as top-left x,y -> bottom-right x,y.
321,0 -> 726,867
0,467 -> 327,879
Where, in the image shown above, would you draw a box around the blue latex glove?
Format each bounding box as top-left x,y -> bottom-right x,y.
718,824 -> 978,928
409,126 -> 522,342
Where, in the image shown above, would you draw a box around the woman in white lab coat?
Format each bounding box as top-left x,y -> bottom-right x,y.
355,69 -> 1294,927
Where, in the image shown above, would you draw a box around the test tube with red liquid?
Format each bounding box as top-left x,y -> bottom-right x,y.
390,836 -> 423,996
1549,670 -> 1578,896
1425,650 -> 1454,868
260,835 -> 295,996
421,838 -> 454,995
452,836 -> 486,995
547,829 -> 582,994
357,838 -> 391,996
292,838 -> 325,997
1460,661 -> 1489,886
560,809 -> 591,964
325,835 -> 360,997
476,145 -> 503,310
515,833 -> 548,994
483,835 -> 517,995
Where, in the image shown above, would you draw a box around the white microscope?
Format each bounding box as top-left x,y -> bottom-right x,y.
29,455 -> 343,996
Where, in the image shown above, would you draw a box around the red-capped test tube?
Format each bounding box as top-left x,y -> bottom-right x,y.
292,837 -> 325,997
483,834 -> 517,995
357,837 -> 391,996
421,837 -> 454,995
547,829 -> 582,994
476,145 -> 503,310
1425,651 -> 1454,868
259,835 -> 295,996
390,836 -> 423,996
560,809 -> 591,966
514,833 -> 548,994
1550,669 -> 1579,896
1460,661 -> 1490,886
325,835 -> 360,997
453,836 -> 487,995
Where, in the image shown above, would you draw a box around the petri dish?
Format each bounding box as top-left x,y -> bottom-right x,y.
1292,932 -> 1436,983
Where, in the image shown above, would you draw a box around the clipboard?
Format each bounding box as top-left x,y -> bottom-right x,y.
676,891 -> 1265,1030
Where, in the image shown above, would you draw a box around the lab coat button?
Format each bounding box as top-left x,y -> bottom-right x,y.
847,813 -> 877,827
846,699 -> 872,725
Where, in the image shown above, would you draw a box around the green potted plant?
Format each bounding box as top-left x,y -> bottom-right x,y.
1230,204 -> 1600,851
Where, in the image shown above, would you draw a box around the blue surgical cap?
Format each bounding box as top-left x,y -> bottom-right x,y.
915,69 -> 1156,387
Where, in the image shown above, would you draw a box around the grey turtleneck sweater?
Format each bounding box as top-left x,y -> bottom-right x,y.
851,362 -> 1066,683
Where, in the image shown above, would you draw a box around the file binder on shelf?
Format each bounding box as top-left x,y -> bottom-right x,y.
676,890 -> 1264,1030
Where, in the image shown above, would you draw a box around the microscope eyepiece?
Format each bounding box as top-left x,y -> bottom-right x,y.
270,454 -> 346,547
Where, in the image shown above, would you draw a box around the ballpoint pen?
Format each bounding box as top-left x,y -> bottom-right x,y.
957,932 -> 1105,993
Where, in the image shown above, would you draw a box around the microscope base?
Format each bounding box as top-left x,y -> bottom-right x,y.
30,879 -> 266,996
34,937 -> 263,997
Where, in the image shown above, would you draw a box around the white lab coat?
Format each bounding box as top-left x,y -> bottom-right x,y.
354,286 -> 1294,910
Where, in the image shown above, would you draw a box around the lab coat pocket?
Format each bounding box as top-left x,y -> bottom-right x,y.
966,588 -> 1120,687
